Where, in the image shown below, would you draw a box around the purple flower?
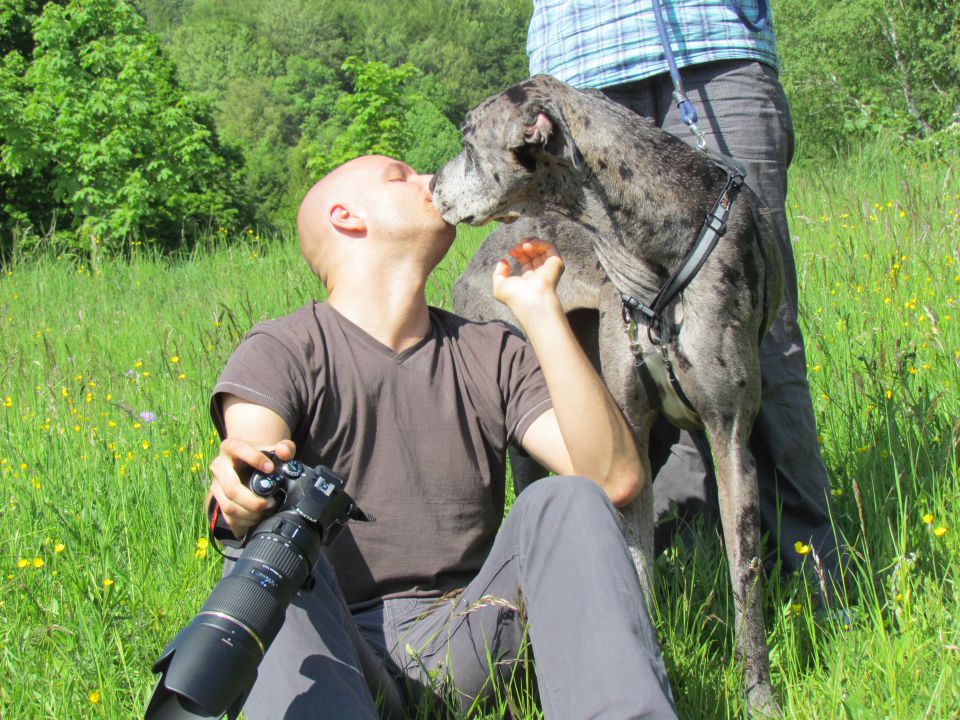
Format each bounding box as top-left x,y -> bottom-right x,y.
125,369 -> 135,378
139,411 -> 157,423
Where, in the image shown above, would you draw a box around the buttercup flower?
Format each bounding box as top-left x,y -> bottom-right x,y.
794,541 -> 811,555
195,537 -> 209,559
934,526 -> 947,538
922,513 -> 934,524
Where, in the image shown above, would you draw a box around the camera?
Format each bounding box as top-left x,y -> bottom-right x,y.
144,454 -> 373,719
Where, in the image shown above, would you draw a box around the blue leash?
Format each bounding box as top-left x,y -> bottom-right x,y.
649,0 -> 768,149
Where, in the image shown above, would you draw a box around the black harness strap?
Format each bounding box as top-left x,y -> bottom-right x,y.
622,161 -> 745,414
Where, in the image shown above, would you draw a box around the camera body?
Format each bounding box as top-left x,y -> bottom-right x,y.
145,455 -> 372,720
236,455 -> 372,548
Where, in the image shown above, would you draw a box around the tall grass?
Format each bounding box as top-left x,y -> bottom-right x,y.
0,141 -> 957,718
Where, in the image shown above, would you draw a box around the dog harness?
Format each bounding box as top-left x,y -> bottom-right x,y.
620,0 -> 763,416
620,152 -> 746,415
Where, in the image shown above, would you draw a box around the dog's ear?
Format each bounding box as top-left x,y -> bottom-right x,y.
520,107 -> 585,171
523,112 -> 554,146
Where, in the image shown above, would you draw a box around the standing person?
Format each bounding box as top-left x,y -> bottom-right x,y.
527,0 -> 847,592
206,155 -> 678,718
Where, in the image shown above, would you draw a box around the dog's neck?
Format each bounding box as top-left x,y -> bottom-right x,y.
555,93 -> 724,301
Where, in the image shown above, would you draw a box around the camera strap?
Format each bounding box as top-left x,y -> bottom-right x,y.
207,496 -> 245,559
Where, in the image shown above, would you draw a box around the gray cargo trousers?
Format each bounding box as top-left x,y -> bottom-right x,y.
238,476 -> 677,719
603,59 -> 845,586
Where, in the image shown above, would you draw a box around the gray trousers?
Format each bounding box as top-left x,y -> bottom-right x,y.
240,476 -> 678,719
603,60 -> 844,583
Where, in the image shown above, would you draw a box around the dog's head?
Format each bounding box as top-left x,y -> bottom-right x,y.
432,75 -> 586,226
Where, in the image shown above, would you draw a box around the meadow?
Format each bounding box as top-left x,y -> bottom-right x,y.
0,139 -> 957,719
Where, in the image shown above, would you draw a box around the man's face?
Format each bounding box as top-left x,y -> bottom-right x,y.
359,157 -> 455,252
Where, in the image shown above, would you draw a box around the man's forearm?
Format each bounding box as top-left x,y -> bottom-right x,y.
517,297 -> 642,505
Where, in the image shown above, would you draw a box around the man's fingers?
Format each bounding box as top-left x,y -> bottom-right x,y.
271,438 -> 297,460
220,437 -> 276,474
506,239 -> 560,270
208,442 -> 278,538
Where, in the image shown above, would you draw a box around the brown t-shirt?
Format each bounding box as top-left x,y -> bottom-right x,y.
210,301 -> 551,609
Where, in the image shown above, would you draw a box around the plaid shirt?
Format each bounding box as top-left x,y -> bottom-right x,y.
527,0 -> 779,89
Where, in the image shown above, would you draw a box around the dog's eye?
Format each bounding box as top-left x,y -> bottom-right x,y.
512,146 -> 537,172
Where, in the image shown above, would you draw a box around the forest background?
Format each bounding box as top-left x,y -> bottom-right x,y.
1,0 -> 958,258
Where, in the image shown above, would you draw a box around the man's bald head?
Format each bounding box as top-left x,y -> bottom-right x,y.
297,155 -> 453,290
297,156 -> 384,284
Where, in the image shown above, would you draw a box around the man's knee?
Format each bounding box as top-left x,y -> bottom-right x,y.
513,475 -> 614,523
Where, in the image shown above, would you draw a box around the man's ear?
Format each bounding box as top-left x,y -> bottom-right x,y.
520,106 -> 585,171
329,203 -> 366,234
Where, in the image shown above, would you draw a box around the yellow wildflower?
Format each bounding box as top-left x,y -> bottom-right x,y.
934,526 -> 947,538
794,541 -> 811,555
923,513 -> 934,524
195,537 -> 209,559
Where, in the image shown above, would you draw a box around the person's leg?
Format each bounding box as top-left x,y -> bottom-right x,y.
609,60 -> 845,586
233,554 -> 405,720
389,476 -> 678,719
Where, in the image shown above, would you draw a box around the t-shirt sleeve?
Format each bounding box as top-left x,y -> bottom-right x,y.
498,328 -> 552,447
209,324 -> 310,439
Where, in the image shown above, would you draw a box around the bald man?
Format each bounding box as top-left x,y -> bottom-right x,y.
206,155 -> 678,719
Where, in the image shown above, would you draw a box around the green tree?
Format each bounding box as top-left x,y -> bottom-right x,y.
162,0 -> 360,225
0,0 -> 250,256
774,0 -> 960,157
306,57 -> 460,177
355,0 -> 531,121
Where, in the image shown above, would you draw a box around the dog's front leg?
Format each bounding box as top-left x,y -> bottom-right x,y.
709,416 -> 781,718
595,290 -> 658,600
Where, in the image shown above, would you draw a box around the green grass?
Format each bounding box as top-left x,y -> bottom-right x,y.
1,142 -> 958,719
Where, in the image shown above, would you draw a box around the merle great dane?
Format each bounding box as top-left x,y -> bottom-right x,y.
432,75 -> 785,716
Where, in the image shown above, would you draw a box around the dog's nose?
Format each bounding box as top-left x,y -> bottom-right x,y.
429,175 -> 437,193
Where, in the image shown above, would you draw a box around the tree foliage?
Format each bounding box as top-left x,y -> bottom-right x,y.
774,0 -> 960,158
4,0 -> 956,258
0,0 -> 250,257
307,57 -> 460,177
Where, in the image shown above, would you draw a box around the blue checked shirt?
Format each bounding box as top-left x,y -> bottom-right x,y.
527,0 -> 779,89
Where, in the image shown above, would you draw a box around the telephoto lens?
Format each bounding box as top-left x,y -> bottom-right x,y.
145,461 -> 372,719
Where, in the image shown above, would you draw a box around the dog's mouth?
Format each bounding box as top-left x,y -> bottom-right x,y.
485,210 -> 521,225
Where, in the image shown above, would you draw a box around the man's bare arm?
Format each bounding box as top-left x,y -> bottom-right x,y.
493,240 -> 642,507
206,394 -> 296,536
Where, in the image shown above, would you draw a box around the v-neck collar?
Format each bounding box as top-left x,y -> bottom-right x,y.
323,303 -> 434,364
